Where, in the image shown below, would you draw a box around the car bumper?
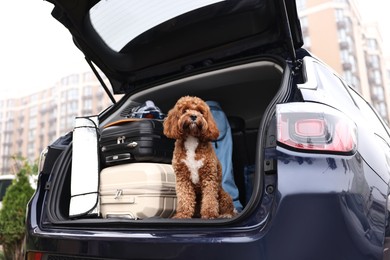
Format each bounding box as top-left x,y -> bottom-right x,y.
26,150 -> 388,260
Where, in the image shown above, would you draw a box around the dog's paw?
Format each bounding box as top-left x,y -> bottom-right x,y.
200,210 -> 219,219
218,213 -> 233,219
201,214 -> 217,219
172,212 -> 192,219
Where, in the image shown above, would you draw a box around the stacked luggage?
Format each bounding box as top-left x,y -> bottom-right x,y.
70,101 -> 177,220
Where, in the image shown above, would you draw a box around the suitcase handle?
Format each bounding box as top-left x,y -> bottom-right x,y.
101,141 -> 138,152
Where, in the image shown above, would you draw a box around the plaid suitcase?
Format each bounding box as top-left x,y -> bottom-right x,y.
99,163 -> 177,219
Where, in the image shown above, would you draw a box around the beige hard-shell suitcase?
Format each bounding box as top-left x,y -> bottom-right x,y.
100,163 -> 176,219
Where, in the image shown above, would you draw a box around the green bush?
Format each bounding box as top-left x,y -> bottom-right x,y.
0,157 -> 36,260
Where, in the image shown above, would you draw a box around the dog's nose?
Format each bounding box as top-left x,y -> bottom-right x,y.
190,115 -> 197,121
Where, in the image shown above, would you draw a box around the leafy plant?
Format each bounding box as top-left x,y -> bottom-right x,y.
0,156 -> 36,260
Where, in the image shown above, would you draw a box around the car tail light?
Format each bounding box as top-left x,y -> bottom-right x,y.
26,252 -> 43,260
276,102 -> 357,155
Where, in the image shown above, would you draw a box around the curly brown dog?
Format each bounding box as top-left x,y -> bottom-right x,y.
163,96 -> 235,219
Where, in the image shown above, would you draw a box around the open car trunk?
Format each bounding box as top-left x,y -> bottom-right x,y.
46,57 -> 288,225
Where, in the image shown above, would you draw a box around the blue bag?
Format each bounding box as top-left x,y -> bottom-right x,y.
206,101 -> 243,212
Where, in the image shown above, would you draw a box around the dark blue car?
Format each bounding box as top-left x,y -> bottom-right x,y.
26,0 -> 390,259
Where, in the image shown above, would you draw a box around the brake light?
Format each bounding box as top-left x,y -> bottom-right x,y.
295,119 -> 325,137
276,103 -> 357,154
26,252 -> 43,260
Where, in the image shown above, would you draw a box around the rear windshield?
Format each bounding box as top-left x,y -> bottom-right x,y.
89,0 -> 225,52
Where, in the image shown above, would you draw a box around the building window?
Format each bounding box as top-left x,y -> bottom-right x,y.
83,99 -> 92,110
84,85 -> 93,96
349,55 -> 356,73
60,117 -> 67,130
67,101 -> 78,114
83,72 -> 94,82
373,70 -> 382,85
367,39 -> 378,51
343,71 -> 356,88
29,117 -> 37,130
68,88 -> 79,101
5,121 -> 13,132
28,129 -> 36,140
27,142 -> 35,159
300,17 -> 308,28
338,28 -> 347,42
378,103 -> 387,119
296,0 -> 306,11
30,94 -> 39,103
303,35 -> 311,49
4,134 -> 11,144
30,106 -> 38,117
3,145 -> 10,158
6,100 -> 14,108
60,104 -> 67,116
335,8 -> 344,22
369,55 -> 379,69
340,49 -> 349,63
61,91 -> 67,102
61,76 -> 69,86
372,86 -> 384,100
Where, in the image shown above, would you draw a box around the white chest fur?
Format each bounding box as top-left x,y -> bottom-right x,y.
182,136 -> 204,184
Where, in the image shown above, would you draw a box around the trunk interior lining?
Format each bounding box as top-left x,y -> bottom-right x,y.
53,59 -> 284,222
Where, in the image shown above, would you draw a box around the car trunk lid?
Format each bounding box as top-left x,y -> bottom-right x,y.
46,0 -> 303,94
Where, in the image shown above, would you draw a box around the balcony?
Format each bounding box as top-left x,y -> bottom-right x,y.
3,129 -> 13,134
82,109 -> 93,115
367,61 -> 378,70
301,27 -> 308,35
342,62 -> 352,71
337,20 -> 346,29
368,77 -> 377,85
16,139 -> 23,147
339,41 -> 349,50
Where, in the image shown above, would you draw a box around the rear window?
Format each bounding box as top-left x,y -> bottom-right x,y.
89,0 -> 225,52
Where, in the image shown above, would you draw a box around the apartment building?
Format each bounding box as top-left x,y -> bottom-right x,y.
297,0 -> 390,122
386,57 -> 390,115
363,23 -> 390,121
0,71 -> 114,174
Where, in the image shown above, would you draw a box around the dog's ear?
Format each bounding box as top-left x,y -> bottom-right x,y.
163,107 -> 181,139
203,108 -> 220,141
